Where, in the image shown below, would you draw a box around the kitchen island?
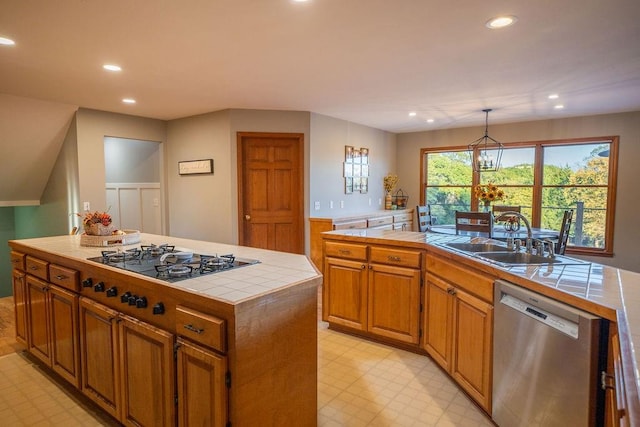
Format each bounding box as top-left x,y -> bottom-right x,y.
9,233 -> 322,427
322,228 -> 640,425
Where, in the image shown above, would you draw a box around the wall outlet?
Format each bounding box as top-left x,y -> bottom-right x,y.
314,201 -> 320,210
153,198 -> 159,207
83,201 -> 90,211
378,198 -> 382,206
368,197 -> 372,206
330,201 -> 334,209
340,200 -> 344,209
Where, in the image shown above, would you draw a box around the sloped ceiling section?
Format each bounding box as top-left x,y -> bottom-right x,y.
0,94 -> 78,206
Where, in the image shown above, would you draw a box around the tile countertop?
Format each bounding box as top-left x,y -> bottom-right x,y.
323,228 -> 640,400
9,233 -> 322,305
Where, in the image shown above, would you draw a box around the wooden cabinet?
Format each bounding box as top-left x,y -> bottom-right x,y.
26,274 -> 81,388
309,209 -> 414,272
423,253 -> 494,413
176,338 -> 228,427
79,297 -> 176,426
323,241 -> 422,345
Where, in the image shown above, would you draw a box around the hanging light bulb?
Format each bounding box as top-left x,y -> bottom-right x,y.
467,109 -> 504,172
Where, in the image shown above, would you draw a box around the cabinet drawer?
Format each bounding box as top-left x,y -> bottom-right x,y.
333,219 -> 367,230
370,246 -> 421,269
25,256 -> 49,281
49,264 -> 80,292
176,306 -> 226,353
367,216 -> 393,228
426,254 -> 494,303
325,241 -> 368,261
10,251 -> 25,271
393,213 -> 412,222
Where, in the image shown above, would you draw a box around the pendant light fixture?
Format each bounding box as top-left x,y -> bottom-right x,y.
468,108 -> 504,172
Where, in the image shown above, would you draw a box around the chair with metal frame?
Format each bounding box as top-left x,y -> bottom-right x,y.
416,205 -> 432,232
555,209 -> 574,255
455,211 -> 493,237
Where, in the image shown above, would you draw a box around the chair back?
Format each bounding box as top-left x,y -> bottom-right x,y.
416,205 -> 432,232
492,205 -> 521,215
556,209 -> 574,254
455,211 -> 493,237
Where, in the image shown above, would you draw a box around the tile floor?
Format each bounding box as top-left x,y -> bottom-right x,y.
0,295 -> 493,426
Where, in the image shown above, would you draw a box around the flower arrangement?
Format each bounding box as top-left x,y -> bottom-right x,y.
77,211 -> 116,236
474,182 -> 505,203
383,174 -> 399,193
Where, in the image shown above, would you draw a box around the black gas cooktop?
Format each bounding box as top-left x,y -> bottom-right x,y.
86,244 -> 259,283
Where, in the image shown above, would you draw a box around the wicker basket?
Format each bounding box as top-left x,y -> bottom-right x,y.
392,189 -> 409,209
80,229 -> 141,247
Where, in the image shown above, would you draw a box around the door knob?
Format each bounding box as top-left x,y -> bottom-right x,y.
245,215 -> 251,220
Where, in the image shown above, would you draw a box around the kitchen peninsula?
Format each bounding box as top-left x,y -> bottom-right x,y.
322,228 -> 640,425
9,233 -> 321,427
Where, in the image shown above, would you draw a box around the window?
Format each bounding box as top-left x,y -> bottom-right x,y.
421,137 -> 618,255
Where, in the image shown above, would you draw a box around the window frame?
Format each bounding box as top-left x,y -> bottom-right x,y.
420,136 -> 619,256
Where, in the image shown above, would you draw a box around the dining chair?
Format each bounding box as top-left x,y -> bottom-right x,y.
555,209 -> 574,255
455,211 -> 493,237
492,205 -> 521,215
416,205 -> 432,232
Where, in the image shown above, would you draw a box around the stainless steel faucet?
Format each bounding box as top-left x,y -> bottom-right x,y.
494,211 -> 533,253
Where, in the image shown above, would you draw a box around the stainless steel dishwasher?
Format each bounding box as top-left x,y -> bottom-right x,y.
492,280 -> 607,427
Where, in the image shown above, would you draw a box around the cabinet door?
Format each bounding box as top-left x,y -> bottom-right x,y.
451,288 -> 493,413
368,263 -> 421,344
49,285 -> 80,388
423,274 -> 453,370
79,297 -> 121,420
176,338 -> 228,427
12,270 -> 28,346
26,275 -> 51,365
323,257 -> 368,330
119,315 -> 175,427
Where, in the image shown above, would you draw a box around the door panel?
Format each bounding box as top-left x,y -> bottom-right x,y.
26,276 -> 50,364
49,286 -> 80,387
323,257 -> 368,330
119,316 -> 175,427
424,274 -> 453,371
238,132 -> 304,254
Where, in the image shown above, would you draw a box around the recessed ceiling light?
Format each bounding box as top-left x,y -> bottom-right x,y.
292,0 -> 310,2
554,104 -> 564,109
409,112 -> 417,117
122,98 -> 136,104
427,119 -> 435,123
548,94 -> 559,99
0,37 -> 15,46
486,15 -> 518,29
103,64 -> 122,72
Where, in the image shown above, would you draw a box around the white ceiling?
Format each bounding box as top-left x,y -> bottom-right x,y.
1,0 -> 639,133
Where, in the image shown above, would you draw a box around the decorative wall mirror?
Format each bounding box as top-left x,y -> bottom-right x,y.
344,146 -> 369,194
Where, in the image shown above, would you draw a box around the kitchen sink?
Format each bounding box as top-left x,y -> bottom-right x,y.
444,242 -> 510,252
475,251 -> 588,266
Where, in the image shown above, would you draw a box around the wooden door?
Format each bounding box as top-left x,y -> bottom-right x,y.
451,288 -> 493,413
423,274 -> 453,371
26,275 -> 51,365
12,270 -> 28,346
323,257 -> 368,331
237,132 -> 304,254
176,338 -> 228,427
119,315 -> 175,427
368,264 -> 421,344
49,285 -> 80,388
79,297 -> 121,420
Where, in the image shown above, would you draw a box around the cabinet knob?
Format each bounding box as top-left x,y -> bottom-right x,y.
245,215 -> 251,220
152,302 -> 165,315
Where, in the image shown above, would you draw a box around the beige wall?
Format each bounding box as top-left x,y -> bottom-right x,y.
75,108 -> 166,216
310,113 -> 397,218
397,111 -> 640,272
